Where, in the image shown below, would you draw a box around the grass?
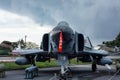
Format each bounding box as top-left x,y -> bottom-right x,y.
2,62 -> 30,70
0,60 -> 58,70
69,58 -> 91,65
36,60 -> 58,68
0,58 -> 91,70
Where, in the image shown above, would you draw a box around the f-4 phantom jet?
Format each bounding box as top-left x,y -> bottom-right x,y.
12,21 -> 112,79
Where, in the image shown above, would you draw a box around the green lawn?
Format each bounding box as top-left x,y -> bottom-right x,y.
0,58 -> 91,70
0,60 -> 58,70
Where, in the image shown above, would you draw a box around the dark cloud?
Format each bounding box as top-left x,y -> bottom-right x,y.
0,0 -> 120,45
0,0 -> 57,25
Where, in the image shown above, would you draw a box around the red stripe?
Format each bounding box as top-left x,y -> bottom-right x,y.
58,31 -> 63,53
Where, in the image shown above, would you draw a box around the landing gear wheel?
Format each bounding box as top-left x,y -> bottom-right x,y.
92,64 -> 97,72
66,67 -> 72,78
59,74 -> 67,80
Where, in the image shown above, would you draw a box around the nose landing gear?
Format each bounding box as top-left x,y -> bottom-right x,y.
59,66 -> 72,80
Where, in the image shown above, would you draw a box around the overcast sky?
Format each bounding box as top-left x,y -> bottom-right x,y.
0,0 -> 120,46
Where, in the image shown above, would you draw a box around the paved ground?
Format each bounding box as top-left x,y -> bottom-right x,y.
0,65 -> 120,80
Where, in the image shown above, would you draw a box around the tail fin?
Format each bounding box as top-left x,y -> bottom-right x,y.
87,37 -> 93,48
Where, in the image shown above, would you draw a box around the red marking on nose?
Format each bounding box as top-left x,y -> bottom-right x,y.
58,31 -> 63,53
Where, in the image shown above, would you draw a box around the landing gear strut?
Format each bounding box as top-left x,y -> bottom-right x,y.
92,63 -> 97,72
92,58 -> 97,72
58,54 -> 72,80
59,66 -> 72,80
59,65 -> 67,80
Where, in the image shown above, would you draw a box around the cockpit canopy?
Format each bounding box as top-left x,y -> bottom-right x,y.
57,21 -> 69,27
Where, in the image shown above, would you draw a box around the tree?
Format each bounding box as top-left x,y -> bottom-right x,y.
0,41 -> 13,55
12,39 -> 39,49
103,32 -> 120,47
115,32 -> 120,46
12,42 -> 18,50
26,42 -> 39,49
18,39 -> 26,49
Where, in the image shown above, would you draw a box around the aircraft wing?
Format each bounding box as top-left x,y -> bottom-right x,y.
12,49 -> 48,55
105,56 -> 120,60
82,49 -> 108,56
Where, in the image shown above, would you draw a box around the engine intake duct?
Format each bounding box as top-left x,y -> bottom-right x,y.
75,32 -> 84,52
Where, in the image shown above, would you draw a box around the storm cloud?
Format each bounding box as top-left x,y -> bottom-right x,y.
0,0 -> 120,45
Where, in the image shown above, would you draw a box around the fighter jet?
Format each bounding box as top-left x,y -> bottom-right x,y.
12,21 -> 112,79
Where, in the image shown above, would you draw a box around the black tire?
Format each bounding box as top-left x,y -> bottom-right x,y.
92,64 -> 97,72
60,74 -> 67,80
